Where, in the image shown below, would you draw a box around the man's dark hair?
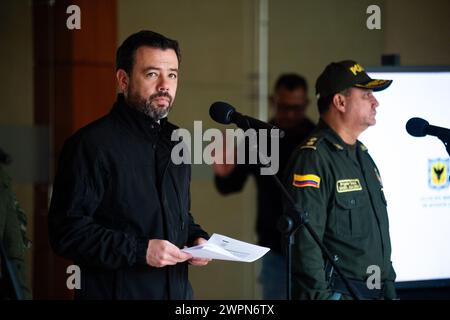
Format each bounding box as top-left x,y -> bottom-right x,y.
317,95 -> 334,115
318,88 -> 351,115
274,73 -> 308,92
116,30 -> 181,75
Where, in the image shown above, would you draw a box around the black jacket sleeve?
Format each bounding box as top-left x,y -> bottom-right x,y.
48,135 -> 148,270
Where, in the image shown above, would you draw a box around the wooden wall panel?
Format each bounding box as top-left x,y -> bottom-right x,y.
33,0 -> 116,299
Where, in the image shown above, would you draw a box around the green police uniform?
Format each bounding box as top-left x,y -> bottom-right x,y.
284,120 -> 396,300
0,165 -> 32,299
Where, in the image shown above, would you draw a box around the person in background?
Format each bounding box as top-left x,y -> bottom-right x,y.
213,74 -> 315,299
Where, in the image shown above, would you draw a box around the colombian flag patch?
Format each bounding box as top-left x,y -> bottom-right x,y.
293,174 -> 321,188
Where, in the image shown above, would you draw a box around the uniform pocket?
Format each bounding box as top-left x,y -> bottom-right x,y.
334,193 -> 369,237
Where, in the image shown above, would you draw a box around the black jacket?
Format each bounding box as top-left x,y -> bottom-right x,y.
214,118 -> 315,254
48,94 -> 208,299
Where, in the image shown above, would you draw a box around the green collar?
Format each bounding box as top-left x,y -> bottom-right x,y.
318,119 -> 368,152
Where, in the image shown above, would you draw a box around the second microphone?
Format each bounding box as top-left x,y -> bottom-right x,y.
209,101 -> 285,138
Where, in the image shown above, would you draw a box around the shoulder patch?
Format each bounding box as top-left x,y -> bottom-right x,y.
293,174 -> 321,188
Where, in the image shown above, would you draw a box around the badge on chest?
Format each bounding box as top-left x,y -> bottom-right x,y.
336,179 -> 362,193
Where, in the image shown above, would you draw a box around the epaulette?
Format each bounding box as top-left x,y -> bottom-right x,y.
300,136 -> 321,150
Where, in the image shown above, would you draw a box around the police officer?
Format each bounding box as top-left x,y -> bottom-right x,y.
0,148 -> 32,299
284,60 -> 397,300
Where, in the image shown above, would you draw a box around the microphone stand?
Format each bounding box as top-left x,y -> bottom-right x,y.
245,129 -> 360,300
436,133 -> 450,157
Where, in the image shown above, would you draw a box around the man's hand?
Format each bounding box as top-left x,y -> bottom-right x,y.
146,239 -> 192,267
213,161 -> 236,178
188,237 -> 211,266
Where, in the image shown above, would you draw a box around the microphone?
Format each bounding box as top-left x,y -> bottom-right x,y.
209,101 -> 285,137
406,117 -> 450,139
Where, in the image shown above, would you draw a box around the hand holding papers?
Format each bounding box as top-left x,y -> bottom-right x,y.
182,233 -> 270,262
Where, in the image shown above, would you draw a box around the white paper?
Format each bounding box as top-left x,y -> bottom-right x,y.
182,233 -> 270,262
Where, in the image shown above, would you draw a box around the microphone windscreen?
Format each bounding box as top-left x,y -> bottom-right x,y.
406,117 -> 429,137
209,101 -> 235,124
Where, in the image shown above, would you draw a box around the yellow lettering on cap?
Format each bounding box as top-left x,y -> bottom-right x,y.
349,64 -> 364,76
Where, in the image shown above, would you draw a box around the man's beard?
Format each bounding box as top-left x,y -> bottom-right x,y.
126,89 -> 173,121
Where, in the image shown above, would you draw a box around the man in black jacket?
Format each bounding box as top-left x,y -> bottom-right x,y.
49,30 -> 210,300
213,74 -> 315,299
